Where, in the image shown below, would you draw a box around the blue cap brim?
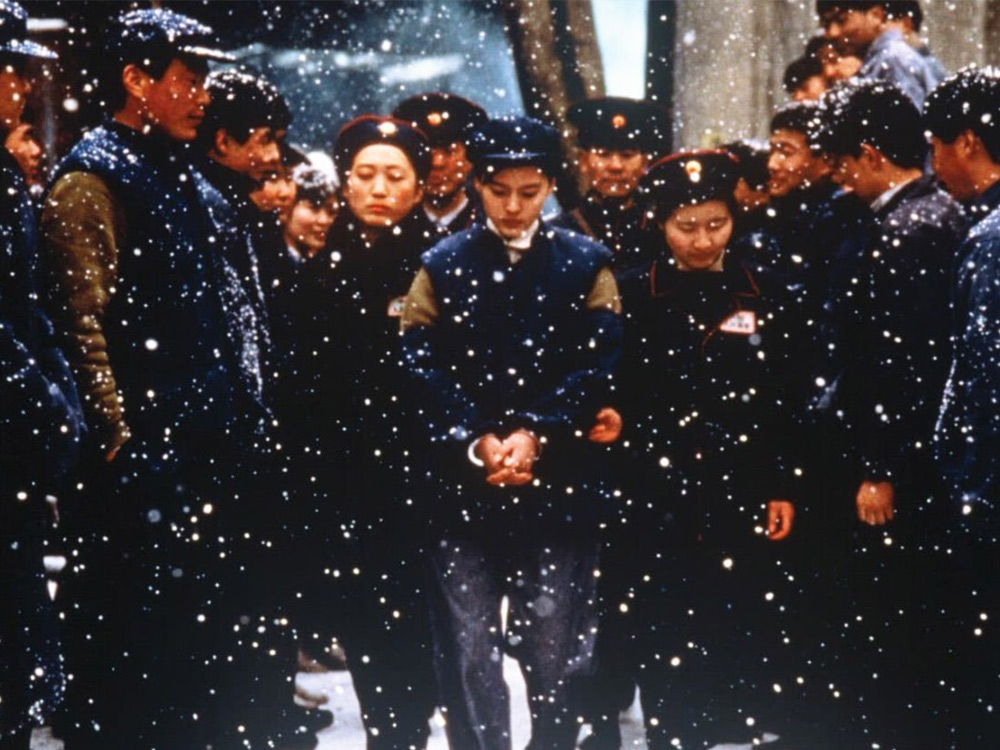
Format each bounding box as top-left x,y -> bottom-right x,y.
178,43 -> 234,62
0,38 -> 57,60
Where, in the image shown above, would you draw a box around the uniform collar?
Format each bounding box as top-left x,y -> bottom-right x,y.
870,177 -> 917,214
486,217 -> 540,262
967,178 -> 1000,219
425,194 -> 469,229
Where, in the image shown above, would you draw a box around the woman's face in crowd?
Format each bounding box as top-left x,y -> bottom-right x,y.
475,165 -> 554,240
344,144 -> 423,227
664,199 -> 732,272
250,171 -> 298,222
285,196 -> 338,257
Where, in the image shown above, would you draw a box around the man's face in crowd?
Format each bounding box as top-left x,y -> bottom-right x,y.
427,141 -> 471,201
664,199 -> 733,272
141,57 -> 211,141
794,75 -> 827,102
5,121 -> 41,184
930,135 -> 977,202
0,62 -> 30,131
733,177 -> 769,212
581,147 -> 649,199
250,168 -> 297,221
768,128 -> 832,197
286,196 -> 338,257
344,143 -> 423,227
833,148 -> 882,203
822,6 -> 885,54
217,126 -> 284,184
475,165 -> 553,240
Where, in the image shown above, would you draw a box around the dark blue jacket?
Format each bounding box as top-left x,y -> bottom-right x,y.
756,182 -> 877,421
403,222 -> 622,448
0,149 -> 83,503
935,179 -> 1000,515
850,176 -> 966,484
617,258 -> 807,540
859,29 -> 945,109
48,122 -> 263,467
549,193 -> 658,288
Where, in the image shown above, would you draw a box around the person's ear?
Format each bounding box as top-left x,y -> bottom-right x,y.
860,143 -> 885,169
213,129 -> 233,158
121,64 -> 150,102
958,129 -> 984,159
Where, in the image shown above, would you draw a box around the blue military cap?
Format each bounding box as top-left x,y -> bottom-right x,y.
640,150 -> 740,221
468,116 -> 561,178
567,97 -> 668,154
109,8 -> 233,66
0,0 -> 56,59
392,93 -> 488,148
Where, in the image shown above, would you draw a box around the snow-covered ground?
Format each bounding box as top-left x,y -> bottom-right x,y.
29,655 -> 649,750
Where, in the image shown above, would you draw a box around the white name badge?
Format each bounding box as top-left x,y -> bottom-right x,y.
387,296 -> 407,318
718,310 -> 757,335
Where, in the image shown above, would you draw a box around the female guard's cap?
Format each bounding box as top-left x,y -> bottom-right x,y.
640,150 -> 740,219
334,115 -> 432,183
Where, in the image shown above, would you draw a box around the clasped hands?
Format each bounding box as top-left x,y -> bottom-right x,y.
474,430 -> 540,486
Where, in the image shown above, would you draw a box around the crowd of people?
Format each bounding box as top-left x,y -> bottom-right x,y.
1,1 -> 998,749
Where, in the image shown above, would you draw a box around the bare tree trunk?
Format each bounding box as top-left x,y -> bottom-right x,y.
503,0 -> 605,208
646,0 -> 678,155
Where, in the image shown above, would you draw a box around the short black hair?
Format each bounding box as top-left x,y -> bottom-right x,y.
925,66 -> 1000,163
197,70 -> 292,150
884,0 -> 923,31
783,56 -> 825,96
820,80 -> 926,168
770,101 -> 827,153
805,33 -> 854,60
816,1 -> 883,17
291,163 -> 337,206
724,140 -> 771,190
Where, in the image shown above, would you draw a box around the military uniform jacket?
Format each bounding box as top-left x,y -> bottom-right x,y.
400,222 -> 623,528
757,182 -> 876,416
550,192 -> 657,286
935,180 -> 1000,514
41,121 -> 262,466
0,149 -> 83,503
618,259 -> 806,539
280,207 -> 439,465
848,175 -> 966,483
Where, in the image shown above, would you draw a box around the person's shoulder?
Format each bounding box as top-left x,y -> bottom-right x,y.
886,176 -> 965,231
545,223 -> 613,262
45,170 -> 115,209
420,223 -> 488,266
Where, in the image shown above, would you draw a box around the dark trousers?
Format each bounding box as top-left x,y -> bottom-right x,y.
57,452 -> 301,750
291,444 -> 438,750
298,533 -> 437,750
0,503 -> 62,743
427,536 -> 599,750
840,501 -> 1000,750
634,526 -> 817,750
578,533 -> 639,750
